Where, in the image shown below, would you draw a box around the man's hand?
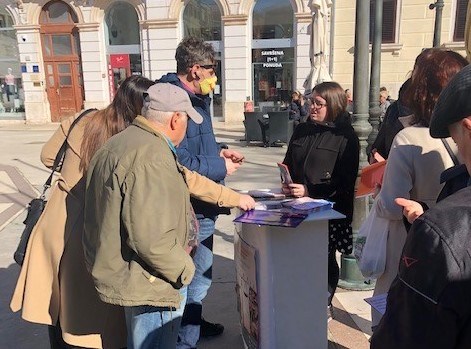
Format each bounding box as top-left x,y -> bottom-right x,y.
395,197 -> 424,224
221,149 -> 245,163
224,157 -> 241,175
238,194 -> 256,211
287,183 -> 308,198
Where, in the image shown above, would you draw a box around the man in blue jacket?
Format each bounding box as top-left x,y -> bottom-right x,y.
158,37 -> 245,349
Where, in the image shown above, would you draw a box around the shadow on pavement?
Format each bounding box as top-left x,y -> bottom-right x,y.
0,263 -> 49,348
198,254 -> 242,349
213,228 -> 234,244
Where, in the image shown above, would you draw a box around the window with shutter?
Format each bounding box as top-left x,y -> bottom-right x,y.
370,0 -> 398,44
453,0 -> 468,42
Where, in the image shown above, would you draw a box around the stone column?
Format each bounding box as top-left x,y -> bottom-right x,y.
76,22 -> 109,109
221,14 -> 250,124
295,12 -> 313,92
140,19 -> 180,81
14,25 -> 50,123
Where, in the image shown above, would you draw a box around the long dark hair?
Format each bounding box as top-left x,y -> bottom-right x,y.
80,75 -> 154,171
403,48 -> 468,127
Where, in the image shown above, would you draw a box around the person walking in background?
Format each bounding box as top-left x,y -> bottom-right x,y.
83,83 -> 255,349
371,62 -> 471,349
369,78 -> 412,162
345,88 -> 354,114
370,48 -> 468,329
10,75 -> 154,349
158,37 -> 245,348
281,81 -> 359,316
287,90 -> 308,125
379,90 -> 390,123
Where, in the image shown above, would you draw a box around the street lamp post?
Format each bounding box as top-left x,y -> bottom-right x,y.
430,0 -> 445,47
367,0 -> 383,153
338,0 -> 373,290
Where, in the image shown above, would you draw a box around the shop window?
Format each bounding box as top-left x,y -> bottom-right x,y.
252,48 -> 294,107
369,0 -> 398,44
454,0 -> 468,41
0,8 -> 25,118
105,2 -> 141,100
183,0 -> 221,41
105,2 -> 139,45
40,1 -> 78,24
253,0 -> 294,39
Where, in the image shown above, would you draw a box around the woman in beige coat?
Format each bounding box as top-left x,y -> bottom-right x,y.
10,76 -> 155,348
11,76 -> 256,348
371,49 -> 468,328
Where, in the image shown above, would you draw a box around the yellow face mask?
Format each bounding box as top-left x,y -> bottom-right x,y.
199,76 -> 218,95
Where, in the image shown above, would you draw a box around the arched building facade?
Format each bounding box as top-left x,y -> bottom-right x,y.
1,0 -> 468,123
2,0 -> 312,123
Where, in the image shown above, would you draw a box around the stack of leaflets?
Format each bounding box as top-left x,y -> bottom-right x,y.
233,209 -> 308,228
234,198 -> 334,228
254,199 -> 287,210
246,188 -> 286,199
281,197 -> 334,213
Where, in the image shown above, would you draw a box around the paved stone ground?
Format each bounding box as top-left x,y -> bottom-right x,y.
0,121 -> 372,349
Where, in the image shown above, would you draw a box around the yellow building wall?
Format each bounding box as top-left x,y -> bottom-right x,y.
332,0 -> 466,100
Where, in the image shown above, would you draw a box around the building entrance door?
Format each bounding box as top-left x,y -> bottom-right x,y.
41,30 -> 84,122
44,59 -> 82,120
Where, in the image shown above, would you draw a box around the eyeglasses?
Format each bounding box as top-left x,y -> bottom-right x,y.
311,100 -> 327,108
199,63 -> 218,71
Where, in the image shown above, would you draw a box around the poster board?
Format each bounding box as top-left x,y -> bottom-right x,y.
235,234 -> 259,348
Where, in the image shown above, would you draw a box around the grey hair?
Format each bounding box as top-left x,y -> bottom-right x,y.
175,37 -> 215,74
142,106 -> 174,124
142,105 -> 187,124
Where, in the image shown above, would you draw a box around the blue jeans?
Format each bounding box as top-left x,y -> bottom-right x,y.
126,288 -> 187,349
177,217 -> 215,349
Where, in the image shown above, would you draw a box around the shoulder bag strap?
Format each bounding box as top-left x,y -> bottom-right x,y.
41,108 -> 97,198
441,138 -> 459,166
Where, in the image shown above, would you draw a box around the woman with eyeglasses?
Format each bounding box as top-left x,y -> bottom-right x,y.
281,82 -> 360,314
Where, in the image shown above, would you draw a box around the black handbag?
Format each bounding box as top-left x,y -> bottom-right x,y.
13,109 -> 96,266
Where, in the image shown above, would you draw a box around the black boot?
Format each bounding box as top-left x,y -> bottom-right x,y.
200,318 -> 224,337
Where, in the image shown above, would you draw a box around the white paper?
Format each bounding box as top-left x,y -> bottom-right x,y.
364,293 -> 387,315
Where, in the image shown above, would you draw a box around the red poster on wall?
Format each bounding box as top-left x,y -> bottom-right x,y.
110,54 -> 130,68
109,54 -> 131,101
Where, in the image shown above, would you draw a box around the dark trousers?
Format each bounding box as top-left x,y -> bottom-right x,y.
328,249 -> 340,306
48,324 -> 126,349
48,325 -> 78,349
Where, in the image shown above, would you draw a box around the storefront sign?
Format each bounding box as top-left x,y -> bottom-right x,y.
259,49 -> 285,68
110,54 -> 130,68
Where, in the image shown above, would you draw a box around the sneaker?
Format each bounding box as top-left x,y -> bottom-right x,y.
200,318 -> 224,337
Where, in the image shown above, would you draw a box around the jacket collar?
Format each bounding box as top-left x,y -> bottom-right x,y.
132,116 -> 177,153
307,112 -> 352,130
157,72 -> 211,109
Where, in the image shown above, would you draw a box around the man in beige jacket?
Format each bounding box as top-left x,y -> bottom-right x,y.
84,83 -> 254,349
